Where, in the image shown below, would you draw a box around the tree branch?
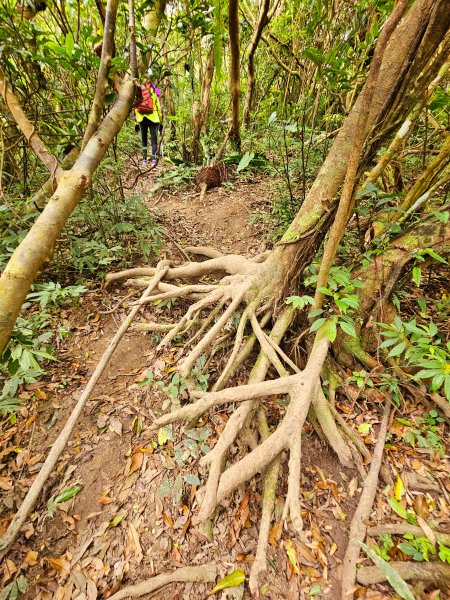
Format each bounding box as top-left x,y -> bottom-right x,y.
0,67 -> 62,178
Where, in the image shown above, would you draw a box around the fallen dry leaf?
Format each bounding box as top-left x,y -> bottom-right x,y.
46,556 -> 71,578
0,477 -> 13,491
109,417 -> 123,436
98,495 -> 113,505
129,451 -> 144,474
24,550 -> 39,566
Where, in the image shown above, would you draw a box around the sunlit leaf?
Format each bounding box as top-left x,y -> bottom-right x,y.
209,569 -> 245,594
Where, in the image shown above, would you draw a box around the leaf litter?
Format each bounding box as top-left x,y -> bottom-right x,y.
0,172 -> 448,599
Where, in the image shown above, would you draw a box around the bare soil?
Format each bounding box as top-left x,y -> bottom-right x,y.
2,166 -> 448,600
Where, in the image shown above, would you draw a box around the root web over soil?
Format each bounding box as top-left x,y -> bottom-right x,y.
105,241 -> 360,594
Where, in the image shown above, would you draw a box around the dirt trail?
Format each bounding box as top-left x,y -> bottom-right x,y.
3,170 -> 357,600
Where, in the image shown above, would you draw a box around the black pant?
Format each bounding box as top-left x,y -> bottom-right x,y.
139,119 -> 159,159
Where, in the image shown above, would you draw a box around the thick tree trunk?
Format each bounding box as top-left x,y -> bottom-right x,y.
275,0 -> 450,284
143,0 -> 166,37
242,0 -> 271,127
357,220 -> 450,327
82,0 -> 119,148
228,0 -> 241,150
192,46 -> 215,163
0,80 -> 135,354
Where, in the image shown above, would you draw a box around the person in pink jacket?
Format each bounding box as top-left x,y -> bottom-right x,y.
135,68 -> 163,166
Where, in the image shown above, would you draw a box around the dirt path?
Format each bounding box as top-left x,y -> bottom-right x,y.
1,170 -> 358,600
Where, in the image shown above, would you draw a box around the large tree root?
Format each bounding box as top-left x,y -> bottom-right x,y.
106,249 -> 358,594
108,564 -> 218,600
356,561 -> 450,589
0,261 -> 170,560
367,524 -> 450,547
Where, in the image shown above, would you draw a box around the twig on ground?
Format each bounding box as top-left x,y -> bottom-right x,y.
0,261 -> 170,559
340,407 -> 390,600
108,564 -> 218,600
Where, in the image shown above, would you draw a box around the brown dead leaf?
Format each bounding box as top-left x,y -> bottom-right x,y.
2,559 -> 17,583
46,556 -> 71,578
0,477 -> 13,491
348,478 -> 358,498
128,523 -> 143,564
60,513 -> 76,531
180,516 -> 191,541
24,550 -> 38,566
162,512 -> 174,528
98,494 -> 113,505
269,520 -> 282,547
129,451 -> 144,474
109,417 -> 123,436
34,389 -> 47,400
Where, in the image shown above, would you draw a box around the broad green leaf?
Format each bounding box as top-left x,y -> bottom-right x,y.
412,267 -> 421,287
395,418 -> 415,427
0,582 -> 14,600
65,32 -> 74,55
16,576 -> 27,594
210,569 -> 245,594
388,498 -> 417,525
360,542 -> 415,600
358,423 -> 371,434
339,321 -> 356,338
284,539 -> 301,574
328,320 -> 337,342
388,341 -> 406,357
394,475 -> 405,501
109,509 -> 127,527
423,248 -> 447,264
54,484 -> 82,504
237,152 -> 255,172
310,317 -> 326,332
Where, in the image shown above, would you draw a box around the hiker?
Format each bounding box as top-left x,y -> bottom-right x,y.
134,68 -> 164,166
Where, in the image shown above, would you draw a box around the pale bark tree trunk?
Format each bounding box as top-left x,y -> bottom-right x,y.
82,0 -> 120,147
0,80 -> 135,354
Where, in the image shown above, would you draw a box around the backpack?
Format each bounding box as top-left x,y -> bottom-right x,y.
136,84 -> 154,115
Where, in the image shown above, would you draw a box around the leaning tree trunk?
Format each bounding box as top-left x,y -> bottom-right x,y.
242,0 -> 275,127
0,79 -> 135,354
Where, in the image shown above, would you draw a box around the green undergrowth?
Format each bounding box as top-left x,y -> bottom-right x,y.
0,155 -> 163,416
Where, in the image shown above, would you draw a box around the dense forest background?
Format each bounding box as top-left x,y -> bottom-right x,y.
0,0 -> 449,598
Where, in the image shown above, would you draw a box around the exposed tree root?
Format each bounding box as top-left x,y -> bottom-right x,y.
106,247 -> 360,595
367,524 -> 450,547
108,564 -> 218,600
356,561 -> 450,589
341,408 -> 390,600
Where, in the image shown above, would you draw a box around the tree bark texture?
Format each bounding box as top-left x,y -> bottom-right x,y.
274,0 -> 450,282
0,79 -> 135,354
81,0 -> 120,148
242,0 -> 271,127
228,0 -> 241,149
192,45 -> 215,163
